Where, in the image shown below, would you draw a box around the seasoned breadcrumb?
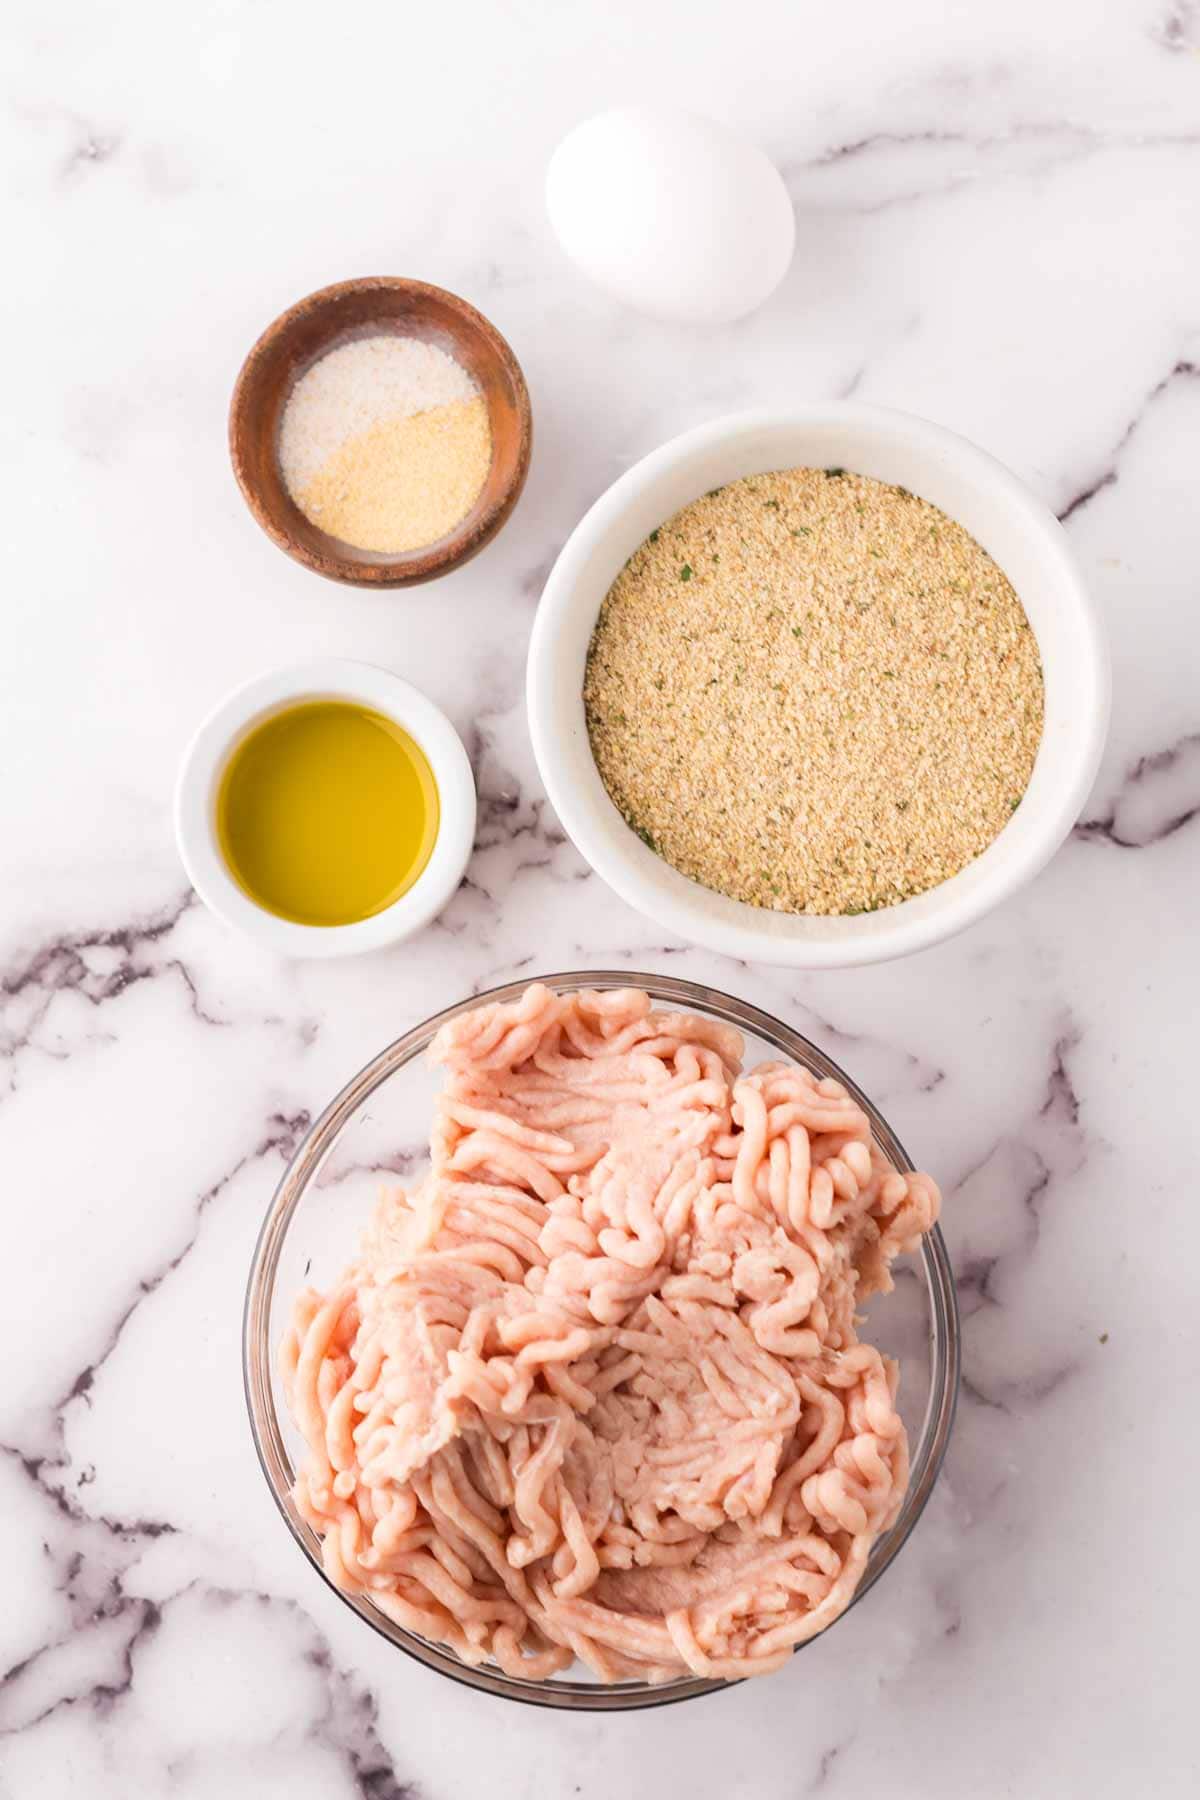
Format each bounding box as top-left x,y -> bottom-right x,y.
584,467 -> 1044,915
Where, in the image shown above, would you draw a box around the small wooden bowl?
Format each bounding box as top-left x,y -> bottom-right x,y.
229,278 -> 532,588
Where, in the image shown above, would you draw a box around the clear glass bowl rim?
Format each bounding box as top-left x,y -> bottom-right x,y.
243,970 -> 960,1712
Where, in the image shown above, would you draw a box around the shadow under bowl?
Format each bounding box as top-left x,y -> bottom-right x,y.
229,277 -> 532,588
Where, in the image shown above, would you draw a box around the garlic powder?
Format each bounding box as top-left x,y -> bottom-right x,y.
279,336 -> 491,553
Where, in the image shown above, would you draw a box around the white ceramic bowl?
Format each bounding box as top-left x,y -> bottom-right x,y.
175,659 -> 475,957
527,405 -> 1109,967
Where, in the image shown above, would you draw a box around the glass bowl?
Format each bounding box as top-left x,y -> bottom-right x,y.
243,972 -> 959,1711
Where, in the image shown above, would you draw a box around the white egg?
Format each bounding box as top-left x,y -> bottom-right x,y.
545,107 -> 795,326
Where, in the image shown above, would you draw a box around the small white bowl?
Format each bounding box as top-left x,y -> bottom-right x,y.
527,405 -> 1109,968
175,659 -> 476,958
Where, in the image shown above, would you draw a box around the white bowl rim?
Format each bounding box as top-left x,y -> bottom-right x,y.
527,402 -> 1110,968
174,658 -> 476,958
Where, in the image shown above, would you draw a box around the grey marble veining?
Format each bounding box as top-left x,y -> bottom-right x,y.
3,1 -> 1198,1795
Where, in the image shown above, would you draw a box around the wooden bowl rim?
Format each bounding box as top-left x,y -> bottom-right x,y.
228,277 -> 532,589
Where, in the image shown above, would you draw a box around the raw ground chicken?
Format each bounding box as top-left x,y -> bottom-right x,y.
282,985 -> 941,1683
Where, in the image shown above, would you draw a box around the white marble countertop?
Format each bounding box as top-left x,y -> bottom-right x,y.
4,1 -> 1198,1794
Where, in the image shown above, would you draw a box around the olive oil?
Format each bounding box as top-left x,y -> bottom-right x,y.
216,700 -> 439,926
